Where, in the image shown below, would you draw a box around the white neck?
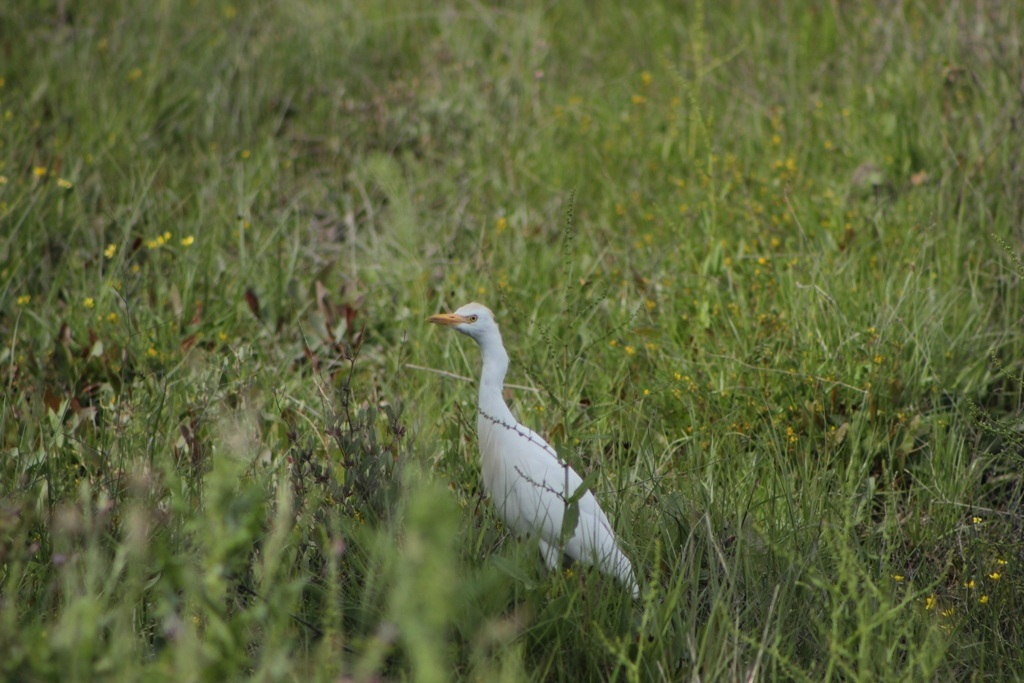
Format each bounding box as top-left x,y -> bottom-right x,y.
474,327 -> 516,425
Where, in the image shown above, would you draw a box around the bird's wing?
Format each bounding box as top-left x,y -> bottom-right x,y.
481,416 -> 639,597
483,419 -> 618,548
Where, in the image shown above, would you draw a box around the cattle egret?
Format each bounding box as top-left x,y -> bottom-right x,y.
428,302 -> 639,598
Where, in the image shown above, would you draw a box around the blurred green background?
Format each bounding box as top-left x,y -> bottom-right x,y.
1,1 -> 1022,680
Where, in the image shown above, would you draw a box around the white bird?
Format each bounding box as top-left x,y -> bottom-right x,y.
428,302 -> 639,598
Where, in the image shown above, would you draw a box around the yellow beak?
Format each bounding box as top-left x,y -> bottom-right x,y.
427,312 -> 470,326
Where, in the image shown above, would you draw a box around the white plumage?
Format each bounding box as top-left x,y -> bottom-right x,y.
429,302 -> 638,598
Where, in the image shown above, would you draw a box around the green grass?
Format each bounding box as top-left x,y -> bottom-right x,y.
2,0 -> 1023,680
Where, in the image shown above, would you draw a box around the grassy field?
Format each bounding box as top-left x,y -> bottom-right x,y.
2,0 -> 1023,680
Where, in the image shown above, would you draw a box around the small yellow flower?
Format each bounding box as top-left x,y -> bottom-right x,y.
964,579 -> 975,589
0,175 -> 7,185
644,342 -> 656,352
104,244 -> 117,259
107,312 -> 119,323
33,166 -> 47,178
218,331 -> 229,342
609,340 -> 618,348
972,516 -> 983,524
642,389 -> 650,396
241,149 -> 250,159
162,231 -> 171,241
57,178 -> 73,189
631,94 -> 646,105
180,235 -> 195,247
127,67 -> 143,81
16,295 -> 31,306
924,595 -> 937,611
476,286 -> 486,296
823,140 -> 833,150
979,595 -> 989,604
146,347 -> 158,358
996,558 -> 1007,566
495,217 -> 507,233
624,345 -> 636,356
891,574 -> 904,582
989,572 -> 1001,580
940,607 -> 954,618
640,71 -> 652,86
83,297 -> 95,309
874,355 -> 884,364
771,134 -> 781,146
673,372 -> 682,381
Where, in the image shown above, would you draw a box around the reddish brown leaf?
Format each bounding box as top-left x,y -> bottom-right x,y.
180,333 -> 198,353
244,288 -> 262,321
189,302 -> 204,327
343,303 -> 358,330
303,344 -> 320,371
43,389 -> 62,414
315,280 -> 335,329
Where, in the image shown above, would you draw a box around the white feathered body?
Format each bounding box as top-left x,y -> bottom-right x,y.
477,407 -> 638,596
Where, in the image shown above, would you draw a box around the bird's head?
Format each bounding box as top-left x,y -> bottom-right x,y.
427,302 -> 500,344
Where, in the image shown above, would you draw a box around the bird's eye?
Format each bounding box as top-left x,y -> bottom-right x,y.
468,314 -> 478,322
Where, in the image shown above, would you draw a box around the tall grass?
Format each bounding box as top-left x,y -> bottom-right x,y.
1,0 -> 1022,680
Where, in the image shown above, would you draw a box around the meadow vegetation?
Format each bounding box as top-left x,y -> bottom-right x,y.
1,0 -> 1023,680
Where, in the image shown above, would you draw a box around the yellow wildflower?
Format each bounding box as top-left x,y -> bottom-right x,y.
83,297 -> 95,309
16,295 -> 30,306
